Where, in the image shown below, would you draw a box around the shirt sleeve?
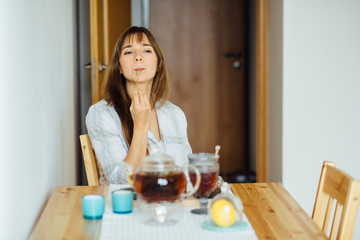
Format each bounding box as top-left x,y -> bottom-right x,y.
85,103 -> 129,184
183,113 -> 193,159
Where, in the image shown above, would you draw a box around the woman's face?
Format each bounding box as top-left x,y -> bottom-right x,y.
119,34 -> 158,85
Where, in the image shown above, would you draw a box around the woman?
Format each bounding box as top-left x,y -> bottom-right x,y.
86,26 -> 192,185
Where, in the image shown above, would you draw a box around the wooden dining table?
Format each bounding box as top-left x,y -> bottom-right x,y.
29,183 -> 327,239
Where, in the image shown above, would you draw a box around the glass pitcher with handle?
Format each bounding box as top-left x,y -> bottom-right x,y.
133,154 -> 201,225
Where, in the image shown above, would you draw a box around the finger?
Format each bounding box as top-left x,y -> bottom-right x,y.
143,95 -> 150,109
136,89 -> 147,106
133,89 -> 141,106
136,87 -> 143,95
139,93 -> 150,109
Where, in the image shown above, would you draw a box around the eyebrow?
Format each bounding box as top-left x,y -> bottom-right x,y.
121,43 -> 153,51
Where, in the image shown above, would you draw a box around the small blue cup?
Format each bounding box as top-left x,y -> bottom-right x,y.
112,189 -> 134,214
81,194 -> 105,220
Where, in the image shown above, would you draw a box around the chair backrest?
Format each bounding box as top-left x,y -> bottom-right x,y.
312,161 -> 360,240
79,134 -> 100,186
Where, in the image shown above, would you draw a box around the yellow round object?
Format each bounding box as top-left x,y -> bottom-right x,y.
210,199 -> 236,227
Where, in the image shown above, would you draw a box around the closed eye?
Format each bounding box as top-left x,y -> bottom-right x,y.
124,51 -> 132,55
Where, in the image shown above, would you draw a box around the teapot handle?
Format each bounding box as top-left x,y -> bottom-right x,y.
182,164 -> 201,198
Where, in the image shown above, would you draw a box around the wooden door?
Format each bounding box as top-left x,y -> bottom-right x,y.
150,0 -> 248,174
89,0 -> 131,104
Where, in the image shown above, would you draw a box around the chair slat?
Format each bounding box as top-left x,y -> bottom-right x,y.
322,197 -> 334,232
329,202 -> 341,240
80,134 -> 100,186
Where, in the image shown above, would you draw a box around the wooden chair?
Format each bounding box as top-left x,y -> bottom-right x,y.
312,161 -> 360,239
79,134 -> 100,186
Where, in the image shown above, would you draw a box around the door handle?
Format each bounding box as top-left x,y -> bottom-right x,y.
84,63 -> 91,69
224,51 -> 242,58
83,62 -> 109,72
99,62 -> 109,72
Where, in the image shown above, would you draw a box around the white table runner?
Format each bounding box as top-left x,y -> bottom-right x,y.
100,184 -> 258,240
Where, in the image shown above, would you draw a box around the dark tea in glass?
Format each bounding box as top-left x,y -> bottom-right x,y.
189,171 -> 218,197
134,171 -> 187,202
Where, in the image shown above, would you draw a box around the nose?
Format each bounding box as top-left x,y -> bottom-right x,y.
134,51 -> 142,62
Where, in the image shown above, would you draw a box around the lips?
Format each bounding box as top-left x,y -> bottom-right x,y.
134,68 -> 145,71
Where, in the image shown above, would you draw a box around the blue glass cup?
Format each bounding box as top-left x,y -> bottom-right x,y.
81,194 -> 105,220
112,189 -> 134,214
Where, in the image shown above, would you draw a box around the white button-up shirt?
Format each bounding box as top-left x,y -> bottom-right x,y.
86,99 -> 192,185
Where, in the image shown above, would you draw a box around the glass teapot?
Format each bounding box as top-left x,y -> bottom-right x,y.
133,154 -> 201,225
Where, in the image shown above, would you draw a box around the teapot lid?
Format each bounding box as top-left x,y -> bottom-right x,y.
142,154 -> 176,171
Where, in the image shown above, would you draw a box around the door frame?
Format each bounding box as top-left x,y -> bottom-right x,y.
256,0 -> 269,182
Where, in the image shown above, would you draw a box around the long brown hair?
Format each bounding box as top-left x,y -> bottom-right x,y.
102,26 -> 170,145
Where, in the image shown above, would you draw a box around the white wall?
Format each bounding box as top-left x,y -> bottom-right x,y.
276,0 -> 360,238
0,1 -> 77,239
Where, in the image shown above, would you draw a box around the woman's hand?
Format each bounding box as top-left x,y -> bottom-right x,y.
130,88 -> 151,130
125,89 -> 151,170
